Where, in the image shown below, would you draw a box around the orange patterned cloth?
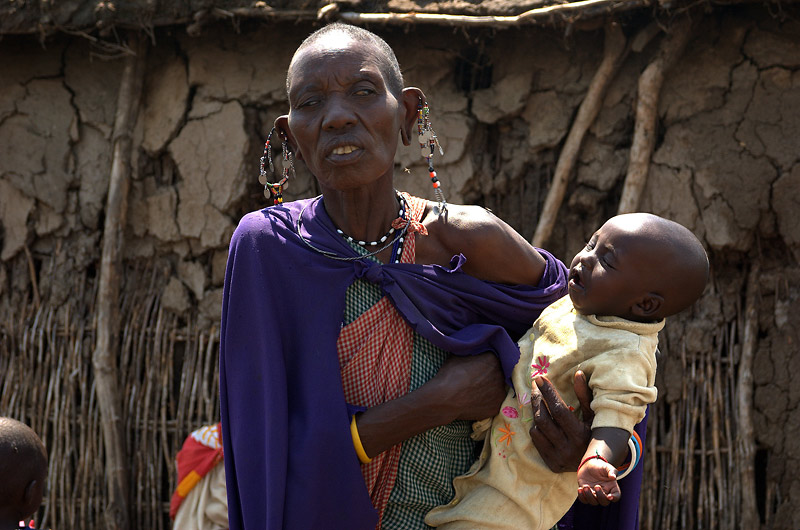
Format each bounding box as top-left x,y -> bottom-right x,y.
337,194 -> 427,524
169,423 -> 224,519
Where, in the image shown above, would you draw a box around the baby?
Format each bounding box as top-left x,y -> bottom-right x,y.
0,418 -> 48,530
426,213 -> 709,529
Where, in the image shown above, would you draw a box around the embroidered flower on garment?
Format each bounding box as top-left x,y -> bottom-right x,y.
497,422 -> 516,447
502,406 -> 519,419
531,355 -> 550,377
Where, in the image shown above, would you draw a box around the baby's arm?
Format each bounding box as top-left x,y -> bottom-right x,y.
576,427 -> 630,506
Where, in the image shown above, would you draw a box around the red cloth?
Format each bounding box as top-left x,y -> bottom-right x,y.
169,423 -> 224,519
337,194 -> 426,524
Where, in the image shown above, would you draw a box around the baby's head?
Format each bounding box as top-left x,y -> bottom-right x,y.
568,213 -> 708,322
0,418 -> 48,526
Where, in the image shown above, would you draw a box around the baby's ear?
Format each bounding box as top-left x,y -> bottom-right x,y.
22,478 -> 44,517
632,293 -> 663,319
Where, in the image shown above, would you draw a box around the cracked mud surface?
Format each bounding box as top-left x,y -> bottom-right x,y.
0,5 -> 799,526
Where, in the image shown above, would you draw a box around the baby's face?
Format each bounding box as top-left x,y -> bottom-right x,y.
568,218 -> 662,319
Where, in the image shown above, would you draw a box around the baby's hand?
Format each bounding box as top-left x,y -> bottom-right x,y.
576,456 -> 621,506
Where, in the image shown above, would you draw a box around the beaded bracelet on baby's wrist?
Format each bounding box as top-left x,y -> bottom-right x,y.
576,431 -> 642,478
615,430 -> 642,480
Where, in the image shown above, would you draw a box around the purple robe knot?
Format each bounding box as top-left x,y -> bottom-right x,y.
353,259 -> 383,283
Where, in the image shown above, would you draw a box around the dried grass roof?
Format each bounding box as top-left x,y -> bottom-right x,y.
3,0 -> 793,36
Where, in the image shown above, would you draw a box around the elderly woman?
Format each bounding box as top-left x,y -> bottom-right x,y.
219,23 -> 629,529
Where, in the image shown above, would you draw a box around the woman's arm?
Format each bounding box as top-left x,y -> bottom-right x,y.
417,203 -> 547,286
357,353 -> 506,458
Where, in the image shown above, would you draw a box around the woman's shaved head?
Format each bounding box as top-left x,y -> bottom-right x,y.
287,23 -> 404,97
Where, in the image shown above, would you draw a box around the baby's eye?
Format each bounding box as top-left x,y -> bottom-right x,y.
584,233 -> 599,251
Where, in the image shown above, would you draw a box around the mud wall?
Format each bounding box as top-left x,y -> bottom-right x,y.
1,5 -> 799,529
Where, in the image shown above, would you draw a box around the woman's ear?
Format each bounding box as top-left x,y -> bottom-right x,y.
399,87 -> 424,146
274,115 -> 302,161
632,293 -> 664,320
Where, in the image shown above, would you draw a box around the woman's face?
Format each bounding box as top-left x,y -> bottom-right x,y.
284,35 -> 407,192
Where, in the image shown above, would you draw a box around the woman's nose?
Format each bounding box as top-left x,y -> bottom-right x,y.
322,97 -> 357,130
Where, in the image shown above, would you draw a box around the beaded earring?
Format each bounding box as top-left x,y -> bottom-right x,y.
418,101 -> 447,214
259,127 -> 296,205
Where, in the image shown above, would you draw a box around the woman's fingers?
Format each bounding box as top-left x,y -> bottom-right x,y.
529,375 -> 593,472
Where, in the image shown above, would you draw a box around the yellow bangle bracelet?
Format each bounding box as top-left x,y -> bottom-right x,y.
350,415 -> 372,464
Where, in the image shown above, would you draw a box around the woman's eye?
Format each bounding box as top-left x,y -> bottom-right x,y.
296,97 -> 320,108
354,88 -> 375,96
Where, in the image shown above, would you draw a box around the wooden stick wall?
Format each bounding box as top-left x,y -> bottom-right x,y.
0,259 -> 767,528
0,266 -> 220,530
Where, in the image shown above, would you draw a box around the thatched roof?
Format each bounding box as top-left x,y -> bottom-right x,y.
3,0 -> 791,36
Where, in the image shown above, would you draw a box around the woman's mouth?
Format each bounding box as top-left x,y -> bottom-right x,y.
331,145 -> 359,155
327,144 -> 363,164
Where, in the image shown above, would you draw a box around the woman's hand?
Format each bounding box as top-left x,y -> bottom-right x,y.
356,353 -> 505,458
430,353 -> 507,421
529,371 -> 594,472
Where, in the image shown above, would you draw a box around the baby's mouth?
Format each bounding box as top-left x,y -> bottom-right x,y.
569,268 -> 584,288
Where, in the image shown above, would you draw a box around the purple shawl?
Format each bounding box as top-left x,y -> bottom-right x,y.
219,197 -> 641,529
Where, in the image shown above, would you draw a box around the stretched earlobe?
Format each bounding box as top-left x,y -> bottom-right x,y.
632,294 -> 663,319
273,116 -> 302,161
400,87 -> 424,147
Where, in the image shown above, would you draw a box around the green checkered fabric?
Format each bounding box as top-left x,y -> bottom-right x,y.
343,253 -> 477,529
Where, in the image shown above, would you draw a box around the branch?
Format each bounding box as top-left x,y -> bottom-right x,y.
22,244 -> 41,309
617,15 -> 693,214
532,20 -> 628,247
338,0 -> 653,27
92,32 -> 147,530
737,264 -> 759,529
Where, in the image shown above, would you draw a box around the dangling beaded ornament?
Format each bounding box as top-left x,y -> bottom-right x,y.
259,127 -> 295,205
418,101 -> 447,214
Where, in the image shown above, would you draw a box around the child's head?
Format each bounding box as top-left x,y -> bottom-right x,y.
0,418 -> 48,526
568,213 -> 709,322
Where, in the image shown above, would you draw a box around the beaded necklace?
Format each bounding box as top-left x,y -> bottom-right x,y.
296,194 -> 409,263
335,193 -> 404,247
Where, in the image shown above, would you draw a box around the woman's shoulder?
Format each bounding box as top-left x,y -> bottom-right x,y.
418,202 -> 507,245
421,202 -> 546,285
229,207 -> 297,258
232,199 -> 315,241
231,209 -> 279,245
